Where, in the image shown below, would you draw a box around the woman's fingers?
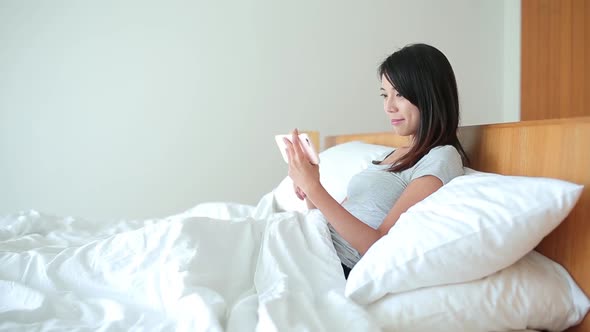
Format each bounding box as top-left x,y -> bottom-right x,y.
296,188 -> 305,200
297,187 -> 306,200
292,182 -> 305,200
283,137 -> 294,163
284,128 -> 320,194
290,129 -> 305,159
284,128 -> 307,165
293,182 -> 301,199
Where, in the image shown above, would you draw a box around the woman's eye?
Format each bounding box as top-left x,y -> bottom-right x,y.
380,94 -> 387,98
395,93 -> 402,97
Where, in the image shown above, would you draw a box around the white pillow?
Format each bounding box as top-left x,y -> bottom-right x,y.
346,168 -> 584,304
367,250 -> 590,332
273,141 -> 392,212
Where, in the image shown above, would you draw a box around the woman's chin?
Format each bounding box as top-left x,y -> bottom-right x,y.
391,128 -> 408,136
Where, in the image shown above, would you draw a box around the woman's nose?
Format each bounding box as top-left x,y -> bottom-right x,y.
385,100 -> 397,113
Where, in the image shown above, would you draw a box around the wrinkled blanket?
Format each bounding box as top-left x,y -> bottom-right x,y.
0,193 -> 377,331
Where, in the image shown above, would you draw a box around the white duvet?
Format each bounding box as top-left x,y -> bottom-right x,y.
0,193 -> 377,332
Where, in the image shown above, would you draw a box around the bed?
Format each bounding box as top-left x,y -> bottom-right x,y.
1,117 -> 588,331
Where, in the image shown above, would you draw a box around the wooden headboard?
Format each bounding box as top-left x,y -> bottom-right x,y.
325,116 -> 590,331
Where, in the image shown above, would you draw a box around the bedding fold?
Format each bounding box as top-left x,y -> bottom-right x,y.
0,193 -> 374,331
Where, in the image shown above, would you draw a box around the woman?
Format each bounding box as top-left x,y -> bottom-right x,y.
283,43 -> 468,278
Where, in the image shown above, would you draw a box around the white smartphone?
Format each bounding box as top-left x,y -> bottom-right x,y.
275,133 -> 320,165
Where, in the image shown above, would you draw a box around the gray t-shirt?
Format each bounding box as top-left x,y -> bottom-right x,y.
327,145 -> 465,268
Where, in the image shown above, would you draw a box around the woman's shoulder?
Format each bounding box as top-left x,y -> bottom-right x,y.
415,145 -> 464,171
423,145 -> 461,162
409,145 -> 464,183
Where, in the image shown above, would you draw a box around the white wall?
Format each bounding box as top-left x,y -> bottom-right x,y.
0,0 -> 520,220
503,0 -> 521,123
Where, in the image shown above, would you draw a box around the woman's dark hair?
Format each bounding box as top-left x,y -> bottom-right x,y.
378,43 -> 468,172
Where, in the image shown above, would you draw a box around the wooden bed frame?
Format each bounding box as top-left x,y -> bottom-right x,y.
322,116 -> 590,331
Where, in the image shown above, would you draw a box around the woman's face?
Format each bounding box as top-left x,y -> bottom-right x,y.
380,75 -> 420,138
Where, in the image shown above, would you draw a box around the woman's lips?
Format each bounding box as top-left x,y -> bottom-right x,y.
391,119 -> 404,125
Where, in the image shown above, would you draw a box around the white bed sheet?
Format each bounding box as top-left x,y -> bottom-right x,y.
0,193 -> 376,331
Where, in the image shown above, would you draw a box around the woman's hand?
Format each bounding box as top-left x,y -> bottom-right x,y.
283,129 -> 321,194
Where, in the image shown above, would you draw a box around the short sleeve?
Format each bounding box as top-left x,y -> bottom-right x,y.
410,146 -> 464,185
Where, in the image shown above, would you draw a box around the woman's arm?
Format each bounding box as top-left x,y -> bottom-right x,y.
302,192 -> 347,210
294,176 -> 347,210
305,176 -> 442,254
305,195 -> 346,209
283,129 -> 442,254
305,197 -> 317,209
